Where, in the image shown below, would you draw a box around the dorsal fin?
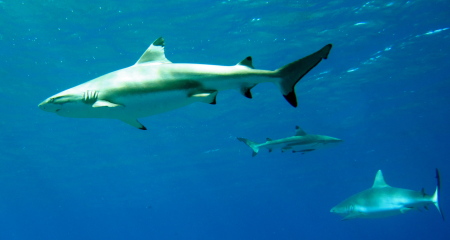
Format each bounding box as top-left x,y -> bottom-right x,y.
236,56 -> 254,68
135,37 -> 172,65
295,126 -> 307,136
372,170 -> 390,188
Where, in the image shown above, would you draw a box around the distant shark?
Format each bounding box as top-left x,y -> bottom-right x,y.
330,169 -> 444,220
237,126 -> 342,157
38,37 -> 332,130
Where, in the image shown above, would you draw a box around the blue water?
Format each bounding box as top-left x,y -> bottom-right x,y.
1,0 -> 449,239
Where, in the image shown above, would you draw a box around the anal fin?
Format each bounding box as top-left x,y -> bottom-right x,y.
240,84 -> 256,99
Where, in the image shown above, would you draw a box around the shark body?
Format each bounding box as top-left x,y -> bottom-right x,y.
38,37 -> 332,130
237,126 -> 342,157
330,169 -> 444,220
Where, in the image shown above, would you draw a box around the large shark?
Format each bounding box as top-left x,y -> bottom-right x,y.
237,126 -> 342,157
330,169 -> 444,220
38,37 -> 332,130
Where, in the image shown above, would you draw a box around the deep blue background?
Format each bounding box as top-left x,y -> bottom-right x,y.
1,0 -> 449,239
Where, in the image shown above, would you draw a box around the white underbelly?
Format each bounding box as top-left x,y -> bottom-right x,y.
115,90 -> 200,117
58,90 -> 201,119
262,142 -> 320,152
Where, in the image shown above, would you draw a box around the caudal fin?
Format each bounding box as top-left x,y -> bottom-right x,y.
237,137 -> 259,157
276,44 -> 332,107
432,168 -> 445,220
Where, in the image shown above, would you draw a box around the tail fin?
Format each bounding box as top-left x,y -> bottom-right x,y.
276,44 -> 332,107
237,137 -> 259,157
432,168 -> 445,220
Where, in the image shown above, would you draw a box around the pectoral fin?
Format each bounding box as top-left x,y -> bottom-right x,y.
93,100 -> 122,108
119,118 -> 147,130
342,212 -> 364,221
400,207 -> 414,214
281,147 -> 291,152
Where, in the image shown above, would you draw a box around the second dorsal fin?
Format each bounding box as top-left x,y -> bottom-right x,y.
236,56 -> 254,68
295,126 -> 307,136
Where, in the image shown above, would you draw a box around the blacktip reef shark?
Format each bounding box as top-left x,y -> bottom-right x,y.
38,37 -> 332,130
237,126 -> 342,157
330,169 -> 444,221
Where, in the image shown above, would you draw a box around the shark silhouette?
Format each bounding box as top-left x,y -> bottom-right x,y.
237,126 -> 342,157
39,38 -> 332,130
330,169 -> 444,220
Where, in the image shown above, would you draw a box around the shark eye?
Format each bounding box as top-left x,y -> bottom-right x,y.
48,98 -> 55,103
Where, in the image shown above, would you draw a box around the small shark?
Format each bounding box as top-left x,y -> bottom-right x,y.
237,126 -> 342,157
330,169 -> 445,220
38,37 -> 332,130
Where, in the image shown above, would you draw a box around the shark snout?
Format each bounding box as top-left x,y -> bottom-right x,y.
322,138 -> 343,145
327,137 -> 343,144
330,206 -> 340,213
38,99 -> 61,113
